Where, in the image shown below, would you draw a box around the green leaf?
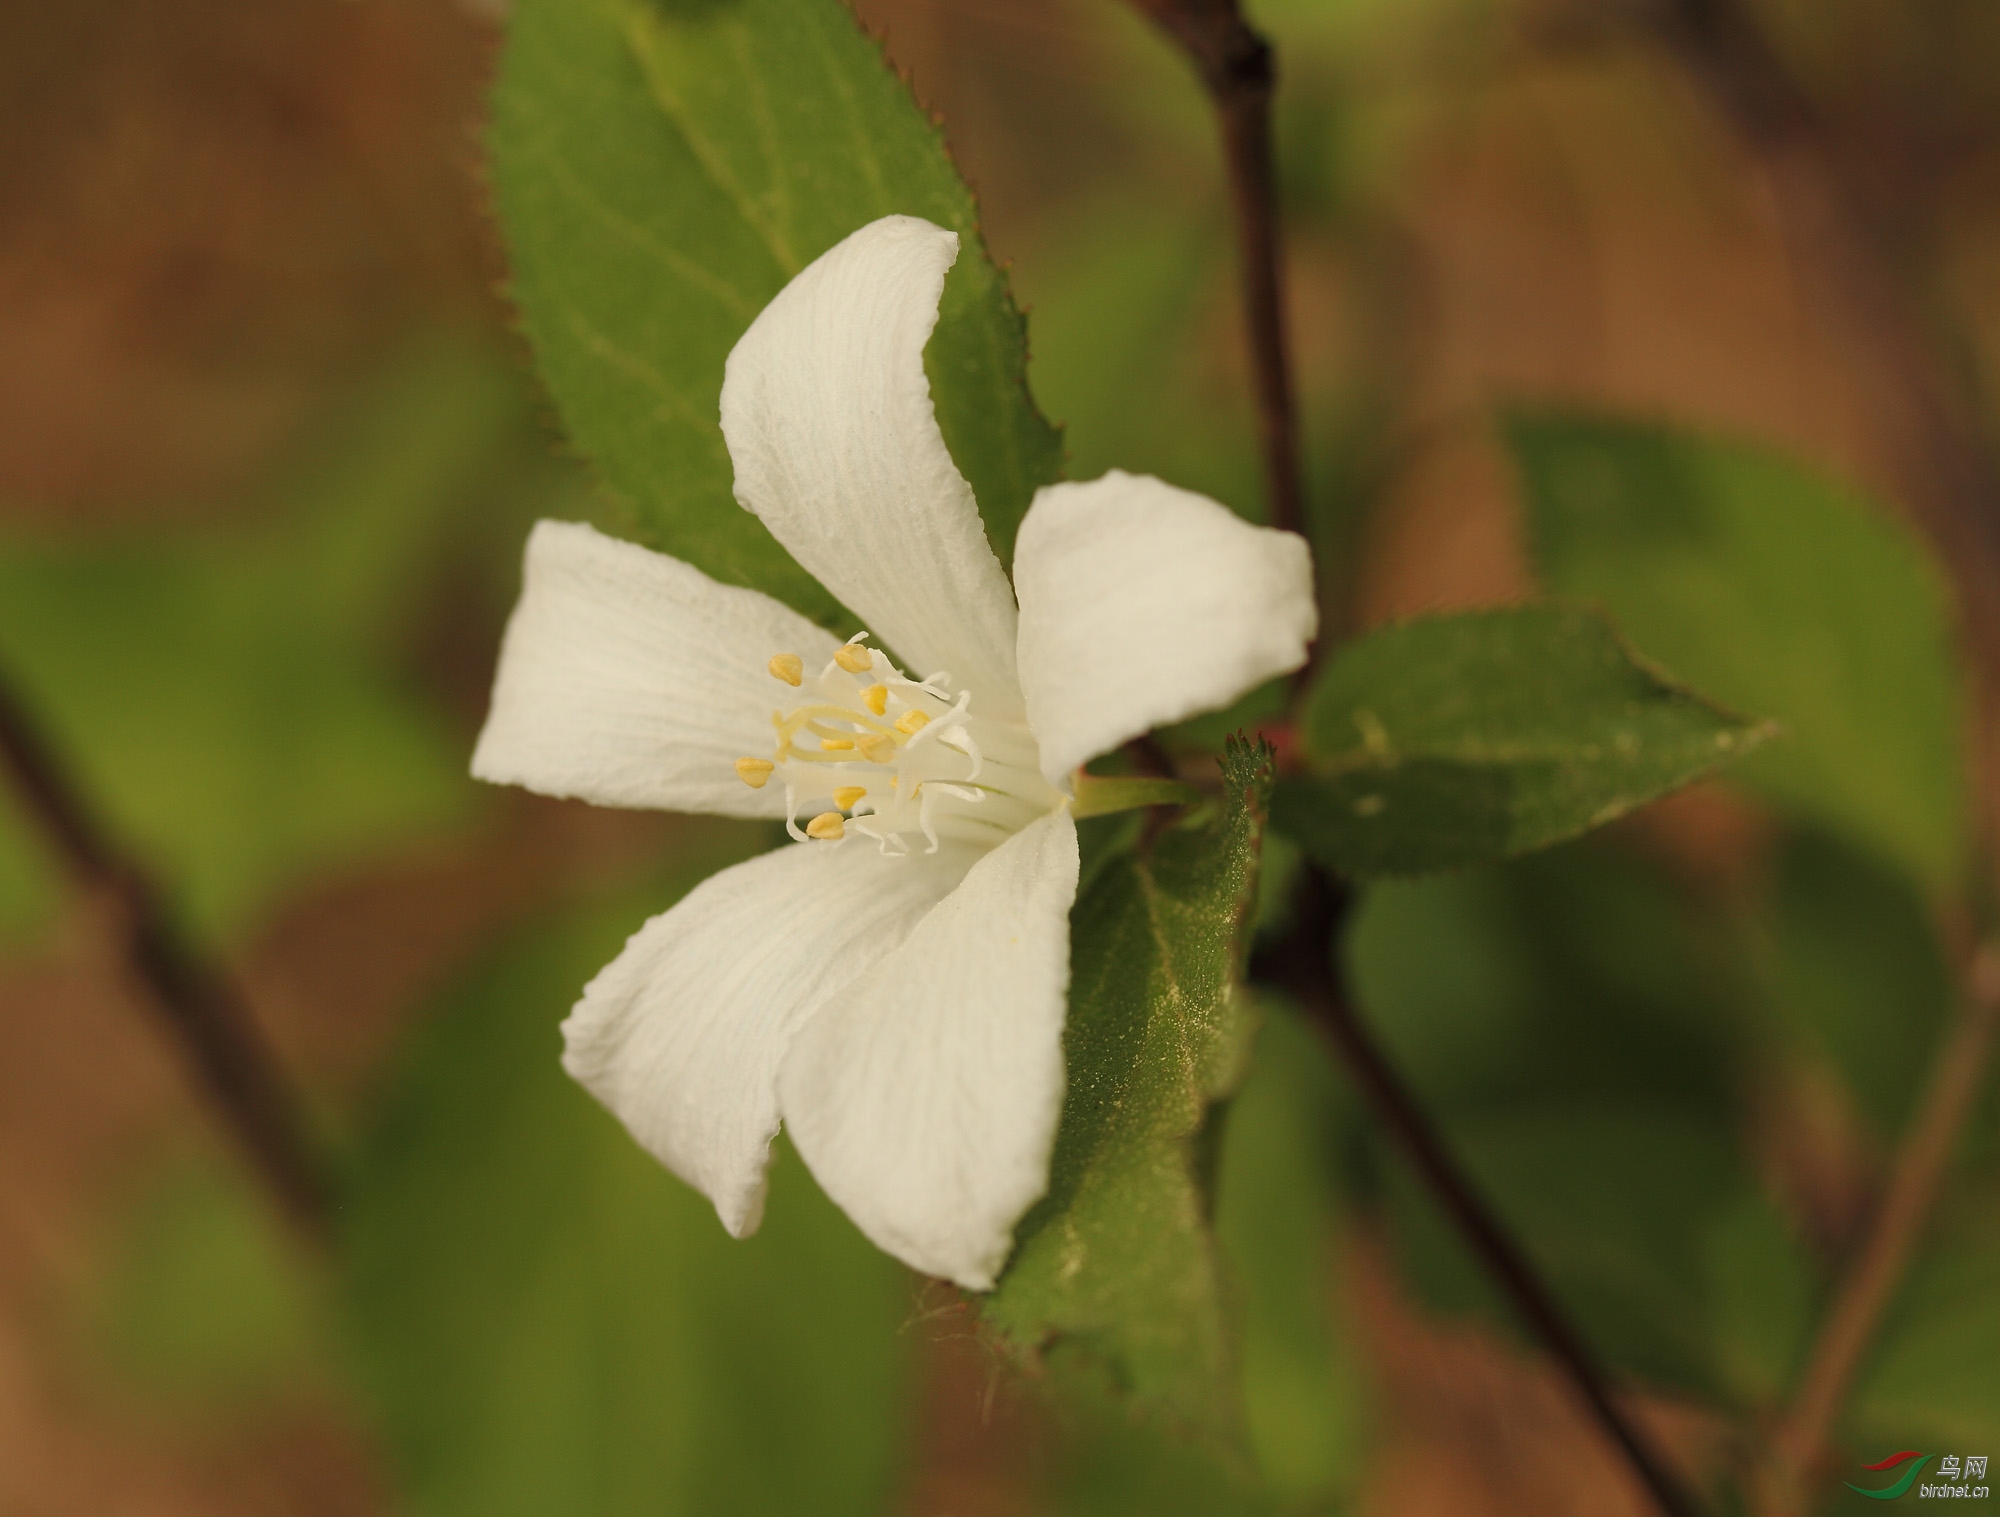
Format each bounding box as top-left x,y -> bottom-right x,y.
1506,412 -> 1968,891
0,348 -> 515,941
491,0 -> 1062,627
1382,1103 -> 1781,1398
1214,1003 -> 1366,1502
343,856 -> 915,1517
76,1152 -> 330,1420
1347,846 -> 1807,1404
1761,829 -> 1954,1140
1276,605 -> 1769,878
983,736 -> 1275,1439
1851,1187 -> 2000,1450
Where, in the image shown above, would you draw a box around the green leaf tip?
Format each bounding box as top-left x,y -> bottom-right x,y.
1275,604 -> 1770,879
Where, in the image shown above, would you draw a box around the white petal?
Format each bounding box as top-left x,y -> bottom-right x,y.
777,808 -> 1079,1289
563,837 -> 974,1237
1013,471 -> 1317,785
471,519 -> 842,817
719,215 -> 1022,709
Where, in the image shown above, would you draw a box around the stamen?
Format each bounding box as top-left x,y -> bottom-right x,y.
833,642 -> 874,674
806,812 -> 845,841
832,785 -> 867,810
820,735 -> 856,751
734,757 -> 775,788
768,653 -> 803,686
857,733 -> 897,764
895,709 -> 930,735
861,683 -> 888,715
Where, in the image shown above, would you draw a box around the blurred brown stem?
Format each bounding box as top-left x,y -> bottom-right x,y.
1127,0 -> 1306,547
1252,864 -> 1704,1517
1756,945 -> 2000,1515
0,664 -> 331,1248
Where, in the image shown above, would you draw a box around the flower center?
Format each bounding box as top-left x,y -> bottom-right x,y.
735,634 -> 1060,854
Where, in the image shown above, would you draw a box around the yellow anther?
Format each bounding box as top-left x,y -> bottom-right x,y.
820,735 -> 856,751
806,812 -> 845,841
895,709 -> 930,735
833,642 -> 873,674
768,653 -> 803,686
857,733 -> 897,764
734,757 -> 775,789
832,786 -> 867,810
861,683 -> 888,715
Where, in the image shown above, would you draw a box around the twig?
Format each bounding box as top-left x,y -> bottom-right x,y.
0,664 -> 331,1247
1252,864 -> 1704,1517
1756,944 -> 2000,1516
1127,0 -> 1305,545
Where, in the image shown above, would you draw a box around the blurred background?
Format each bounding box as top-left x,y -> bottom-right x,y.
0,0 -> 1995,1512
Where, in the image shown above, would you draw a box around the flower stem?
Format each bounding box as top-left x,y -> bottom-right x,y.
0,662 -> 331,1248
1755,943 -> 2000,1516
1127,0 -> 1305,546
1252,864 -> 1705,1517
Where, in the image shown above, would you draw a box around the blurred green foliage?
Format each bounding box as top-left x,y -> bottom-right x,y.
342,854 -> 919,1517
0,347 -> 530,942
78,1152 -> 329,1420
1853,1187 -> 2000,1451
1349,843 -> 1818,1406
1509,413 -> 1969,894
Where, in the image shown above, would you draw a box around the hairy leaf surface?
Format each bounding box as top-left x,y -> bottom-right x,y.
983,737 -> 1273,1439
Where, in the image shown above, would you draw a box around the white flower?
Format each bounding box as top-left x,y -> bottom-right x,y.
472,215 -> 1316,1289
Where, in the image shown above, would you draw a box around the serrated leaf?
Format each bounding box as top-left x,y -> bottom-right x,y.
491,0 -> 1062,628
982,737 -> 1274,1439
1506,412 -> 1967,891
342,858 -> 914,1517
1275,605 -> 1769,879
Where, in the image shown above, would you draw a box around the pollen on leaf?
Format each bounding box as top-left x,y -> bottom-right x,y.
858,733 -> 897,764
768,653 -> 804,686
833,642 -> 873,673
820,735 -> 856,751
895,709 -> 930,735
861,683 -> 888,715
805,812 -> 845,840
733,757 -> 775,788
833,785 -> 867,809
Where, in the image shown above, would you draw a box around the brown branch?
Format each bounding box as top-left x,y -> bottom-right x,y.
1128,0 -> 1306,545
0,664 -> 332,1247
1252,864 -> 1704,1517
1755,944 -> 2000,1516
